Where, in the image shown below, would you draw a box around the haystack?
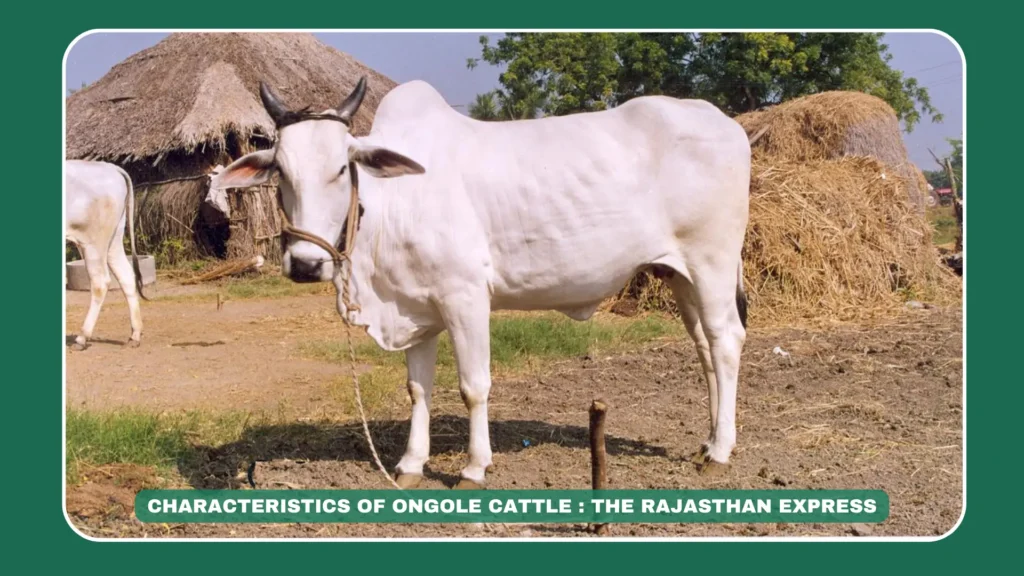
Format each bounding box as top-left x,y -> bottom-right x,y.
66,32 -> 397,264
741,156 -> 958,323
735,91 -> 928,213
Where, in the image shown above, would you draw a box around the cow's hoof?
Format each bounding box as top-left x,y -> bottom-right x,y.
125,339 -> 141,349
454,478 -> 485,490
698,460 -> 730,477
70,342 -> 89,352
395,474 -> 423,489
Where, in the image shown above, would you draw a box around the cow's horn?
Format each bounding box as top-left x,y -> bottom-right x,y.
259,81 -> 289,124
337,76 -> 367,121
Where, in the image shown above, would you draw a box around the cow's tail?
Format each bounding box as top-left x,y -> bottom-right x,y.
116,166 -> 147,301
736,257 -> 748,329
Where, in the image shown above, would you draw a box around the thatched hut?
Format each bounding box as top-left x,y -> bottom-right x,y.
735,91 -> 928,214
66,32 -> 397,264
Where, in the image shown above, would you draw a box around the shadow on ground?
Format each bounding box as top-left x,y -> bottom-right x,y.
178,415 -> 666,489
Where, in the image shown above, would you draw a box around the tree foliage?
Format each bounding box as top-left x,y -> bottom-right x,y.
468,32 -> 942,131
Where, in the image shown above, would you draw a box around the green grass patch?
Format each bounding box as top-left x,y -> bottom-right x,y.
65,409 -> 254,483
154,274 -> 332,303
299,311 -> 680,397
222,275 -> 330,300
927,204 -> 959,246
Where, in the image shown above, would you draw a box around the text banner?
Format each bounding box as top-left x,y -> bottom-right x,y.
136,489 -> 888,524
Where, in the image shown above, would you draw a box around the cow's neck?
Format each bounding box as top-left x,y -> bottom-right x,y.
332,172 -> 430,352
333,174 -> 383,330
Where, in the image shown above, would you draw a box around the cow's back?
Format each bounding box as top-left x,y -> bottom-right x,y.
365,83 -> 750,311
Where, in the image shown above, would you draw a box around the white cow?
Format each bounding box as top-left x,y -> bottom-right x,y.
212,78 -> 750,488
65,160 -> 145,350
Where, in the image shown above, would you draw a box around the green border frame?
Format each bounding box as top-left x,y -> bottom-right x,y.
26,0 -> 991,568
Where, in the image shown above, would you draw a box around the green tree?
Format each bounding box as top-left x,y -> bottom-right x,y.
470,32 -> 942,131
923,169 -> 950,190
467,89 -> 545,121
468,91 -> 500,121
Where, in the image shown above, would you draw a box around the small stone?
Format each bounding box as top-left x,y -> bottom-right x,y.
906,300 -> 925,310
772,476 -> 788,486
758,467 -> 769,479
850,523 -> 873,536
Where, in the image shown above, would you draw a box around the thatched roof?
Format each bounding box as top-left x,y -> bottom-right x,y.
66,32 -> 397,164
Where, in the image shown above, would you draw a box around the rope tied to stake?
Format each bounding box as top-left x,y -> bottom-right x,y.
275,163 -> 401,491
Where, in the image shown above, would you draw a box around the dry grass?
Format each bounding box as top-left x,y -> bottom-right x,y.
136,178 -> 209,263
741,156 -> 960,323
735,90 -> 927,212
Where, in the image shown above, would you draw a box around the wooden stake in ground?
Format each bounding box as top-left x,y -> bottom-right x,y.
589,398 -> 609,536
945,157 -> 963,253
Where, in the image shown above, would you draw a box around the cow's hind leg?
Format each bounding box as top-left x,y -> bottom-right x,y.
439,288 -> 493,489
107,228 -> 143,347
73,245 -> 110,351
664,273 -> 719,460
394,334 -> 440,489
688,260 -> 747,476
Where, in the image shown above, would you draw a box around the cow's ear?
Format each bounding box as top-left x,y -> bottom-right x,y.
349,144 -> 425,178
210,150 -> 277,189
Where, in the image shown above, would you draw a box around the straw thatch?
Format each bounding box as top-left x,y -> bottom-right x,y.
66,32 -> 397,263
734,91 -> 928,213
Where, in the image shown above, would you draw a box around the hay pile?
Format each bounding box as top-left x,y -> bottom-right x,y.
736,91 -> 928,212
611,91 -> 960,325
741,156 -> 958,323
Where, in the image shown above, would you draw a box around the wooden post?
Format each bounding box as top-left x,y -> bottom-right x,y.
589,399 -> 609,535
945,158 -> 963,253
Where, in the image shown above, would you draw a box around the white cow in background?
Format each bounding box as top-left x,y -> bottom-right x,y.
212,77 -> 751,488
65,160 -> 145,350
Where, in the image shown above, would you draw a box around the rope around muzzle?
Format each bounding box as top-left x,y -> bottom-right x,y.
276,163 -> 402,491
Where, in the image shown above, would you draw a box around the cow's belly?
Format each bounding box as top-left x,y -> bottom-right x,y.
487,224 -> 670,313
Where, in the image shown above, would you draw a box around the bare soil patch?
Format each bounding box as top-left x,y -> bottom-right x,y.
65,284 -> 963,539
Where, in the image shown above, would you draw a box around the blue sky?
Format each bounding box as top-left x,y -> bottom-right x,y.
65,31 -> 964,169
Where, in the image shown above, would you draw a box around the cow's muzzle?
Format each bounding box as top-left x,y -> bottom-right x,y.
287,255 -> 329,283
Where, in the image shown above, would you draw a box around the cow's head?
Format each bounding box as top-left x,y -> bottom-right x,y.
211,77 -> 425,282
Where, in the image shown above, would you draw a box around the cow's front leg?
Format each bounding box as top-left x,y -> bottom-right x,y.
394,335 -> 439,489
441,291 -> 493,489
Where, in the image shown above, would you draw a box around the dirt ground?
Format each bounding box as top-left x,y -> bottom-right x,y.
64,280 -> 963,539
